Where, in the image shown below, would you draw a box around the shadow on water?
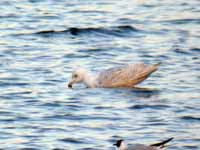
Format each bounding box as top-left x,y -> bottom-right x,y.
69,86 -> 160,99
117,87 -> 160,99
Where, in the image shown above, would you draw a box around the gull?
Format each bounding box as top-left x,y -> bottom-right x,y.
68,62 -> 160,88
113,138 -> 173,150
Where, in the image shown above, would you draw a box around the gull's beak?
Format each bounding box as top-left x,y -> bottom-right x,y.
68,80 -> 75,88
113,143 -> 117,146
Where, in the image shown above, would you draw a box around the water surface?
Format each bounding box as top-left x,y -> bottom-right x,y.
0,0 -> 200,149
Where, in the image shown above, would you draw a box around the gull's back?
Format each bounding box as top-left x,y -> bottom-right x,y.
97,63 -> 159,88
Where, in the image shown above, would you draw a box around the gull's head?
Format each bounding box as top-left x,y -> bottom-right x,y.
113,139 -> 127,150
68,68 -> 88,88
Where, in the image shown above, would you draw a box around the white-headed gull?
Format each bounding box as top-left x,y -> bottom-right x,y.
113,138 -> 173,150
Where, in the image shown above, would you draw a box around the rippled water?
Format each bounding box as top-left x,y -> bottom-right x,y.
0,0 -> 200,149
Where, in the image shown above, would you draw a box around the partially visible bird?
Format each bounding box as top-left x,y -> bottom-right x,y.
68,62 -> 160,88
113,138 -> 173,150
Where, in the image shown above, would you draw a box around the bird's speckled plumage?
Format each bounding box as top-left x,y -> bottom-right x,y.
97,63 -> 159,88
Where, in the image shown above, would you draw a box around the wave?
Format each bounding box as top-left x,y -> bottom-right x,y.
162,18 -> 200,24
59,137 -> 85,144
129,104 -> 170,110
35,25 -> 140,36
180,116 -> 200,121
190,48 -> 200,53
173,48 -> 200,55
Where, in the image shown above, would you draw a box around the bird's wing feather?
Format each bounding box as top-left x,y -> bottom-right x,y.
97,63 -> 159,88
150,137 -> 173,148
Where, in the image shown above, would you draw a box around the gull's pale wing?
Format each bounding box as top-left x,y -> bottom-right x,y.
97,63 -> 159,88
127,144 -> 157,150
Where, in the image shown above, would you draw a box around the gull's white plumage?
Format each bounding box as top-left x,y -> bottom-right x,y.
68,62 -> 160,88
121,143 -> 158,150
113,138 -> 173,150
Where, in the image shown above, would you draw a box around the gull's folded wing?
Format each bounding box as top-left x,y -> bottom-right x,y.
97,63 -> 159,88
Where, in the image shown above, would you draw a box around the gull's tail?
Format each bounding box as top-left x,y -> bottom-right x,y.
153,62 -> 162,68
150,138 -> 173,148
149,62 -> 161,73
148,62 -> 161,74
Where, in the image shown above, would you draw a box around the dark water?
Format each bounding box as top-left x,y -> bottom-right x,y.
0,0 -> 200,149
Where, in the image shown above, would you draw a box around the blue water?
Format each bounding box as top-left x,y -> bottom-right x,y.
0,0 -> 200,149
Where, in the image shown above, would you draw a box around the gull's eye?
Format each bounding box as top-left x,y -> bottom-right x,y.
73,74 -> 78,78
